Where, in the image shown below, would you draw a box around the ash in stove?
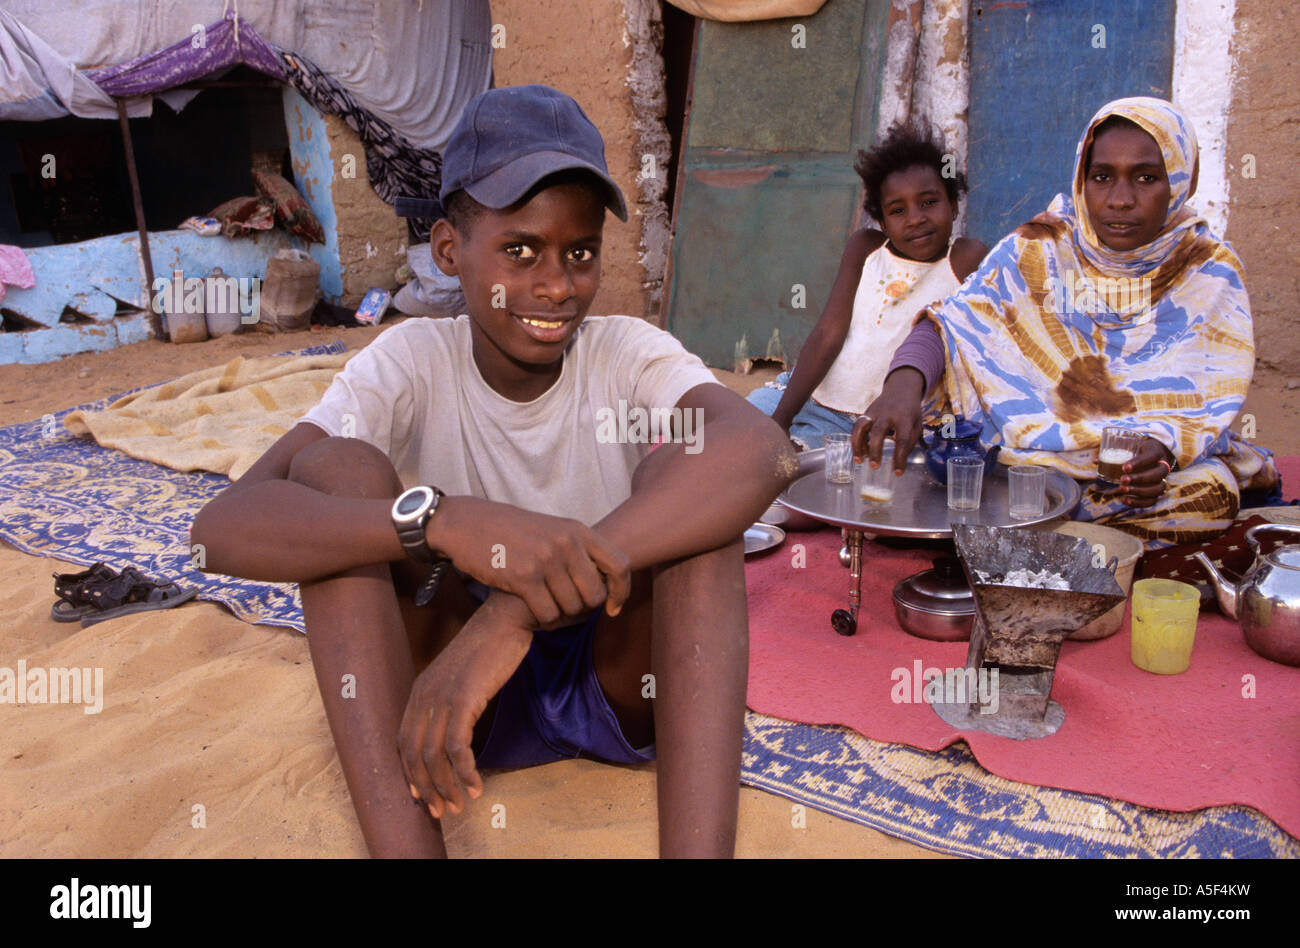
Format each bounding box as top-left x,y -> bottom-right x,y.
972,567 -> 1071,590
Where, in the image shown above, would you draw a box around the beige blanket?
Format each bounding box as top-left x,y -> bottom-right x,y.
64,351 -> 354,480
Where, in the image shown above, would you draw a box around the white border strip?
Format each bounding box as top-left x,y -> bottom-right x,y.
1172,0 -> 1237,237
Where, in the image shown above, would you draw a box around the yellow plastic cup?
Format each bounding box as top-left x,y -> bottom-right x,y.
1130,578 -> 1201,674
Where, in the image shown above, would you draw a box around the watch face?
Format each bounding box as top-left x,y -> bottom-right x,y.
396,488 -> 430,517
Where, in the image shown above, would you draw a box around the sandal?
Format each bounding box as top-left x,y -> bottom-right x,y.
52,563 -> 197,627
51,563 -> 121,622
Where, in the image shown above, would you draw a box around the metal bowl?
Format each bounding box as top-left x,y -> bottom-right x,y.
892,597 -> 975,641
743,522 -> 786,556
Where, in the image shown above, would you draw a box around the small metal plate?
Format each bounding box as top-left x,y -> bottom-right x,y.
744,522 -> 786,556
931,696 -> 1066,740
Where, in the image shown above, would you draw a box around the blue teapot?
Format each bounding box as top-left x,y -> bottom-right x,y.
922,415 -> 1001,484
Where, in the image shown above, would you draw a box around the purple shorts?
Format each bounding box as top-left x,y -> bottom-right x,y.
466,582 -> 655,770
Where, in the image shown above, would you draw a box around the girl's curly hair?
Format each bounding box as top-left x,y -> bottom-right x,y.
854,123 -> 967,223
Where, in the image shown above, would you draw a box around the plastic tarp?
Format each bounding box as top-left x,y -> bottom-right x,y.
0,8 -> 122,120
0,0 -> 492,150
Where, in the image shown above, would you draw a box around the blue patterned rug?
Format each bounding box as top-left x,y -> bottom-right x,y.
1,343 -> 1294,858
741,712 -> 1297,858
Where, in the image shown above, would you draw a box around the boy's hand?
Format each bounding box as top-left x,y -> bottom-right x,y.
398,592 -> 535,820
1106,436 -> 1173,509
852,368 -> 926,474
429,497 -> 631,625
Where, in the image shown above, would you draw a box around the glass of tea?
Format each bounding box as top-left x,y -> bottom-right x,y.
856,440 -> 895,505
1097,427 -> 1144,484
824,433 -> 854,484
1008,464 -> 1047,520
946,456 -> 984,510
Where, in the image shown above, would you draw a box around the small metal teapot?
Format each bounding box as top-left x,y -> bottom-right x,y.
1194,523 -> 1300,667
922,415 -> 1001,484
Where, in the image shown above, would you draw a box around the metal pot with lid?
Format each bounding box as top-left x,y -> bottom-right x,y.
893,556 -> 975,641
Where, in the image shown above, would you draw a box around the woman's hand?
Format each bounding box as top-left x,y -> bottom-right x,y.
851,368 -> 926,475
1111,436 -> 1174,508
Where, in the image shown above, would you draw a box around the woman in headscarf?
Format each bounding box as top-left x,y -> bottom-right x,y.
853,97 -> 1278,549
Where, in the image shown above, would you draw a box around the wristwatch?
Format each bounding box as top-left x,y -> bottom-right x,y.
391,485 -> 447,564
392,486 -> 453,607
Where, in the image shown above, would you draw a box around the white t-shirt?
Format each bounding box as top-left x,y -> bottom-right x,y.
300,315 -> 722,526
811,241 -> 962,415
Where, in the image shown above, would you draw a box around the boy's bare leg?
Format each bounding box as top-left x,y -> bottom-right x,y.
594,539 -> 749,857
652,539 -> 748,857
288,438 -> 474,858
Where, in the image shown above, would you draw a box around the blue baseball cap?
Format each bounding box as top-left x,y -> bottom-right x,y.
439,84 -> 628,221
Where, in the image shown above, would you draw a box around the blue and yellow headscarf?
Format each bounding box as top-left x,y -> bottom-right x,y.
1066,96 -> 1201,277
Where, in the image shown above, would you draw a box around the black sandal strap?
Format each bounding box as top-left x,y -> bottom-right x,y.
52,563 -> 120,607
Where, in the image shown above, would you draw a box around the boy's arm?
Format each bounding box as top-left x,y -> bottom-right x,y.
594,382 -> 798,567
769,228 -> 882,431
192,424 -> 631,624
191,421 -> 409,579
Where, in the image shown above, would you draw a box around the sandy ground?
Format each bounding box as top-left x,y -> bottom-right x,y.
0,319 -> 942,858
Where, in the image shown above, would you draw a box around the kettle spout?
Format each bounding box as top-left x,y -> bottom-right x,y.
1192,552 -> 1238,619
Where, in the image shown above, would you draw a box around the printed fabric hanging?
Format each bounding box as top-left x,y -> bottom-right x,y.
279,51 -> 444,240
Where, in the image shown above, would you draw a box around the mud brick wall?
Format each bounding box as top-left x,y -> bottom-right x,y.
490,0 -> 670,321
325,116 -> 407,306
1224,0 -> 1300,376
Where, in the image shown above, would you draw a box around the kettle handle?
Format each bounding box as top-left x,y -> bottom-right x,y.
1245,523 -> 1300,556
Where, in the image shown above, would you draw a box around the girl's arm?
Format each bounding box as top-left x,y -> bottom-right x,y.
769,228 -> 883,431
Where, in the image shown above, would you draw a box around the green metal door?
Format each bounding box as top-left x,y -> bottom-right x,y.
665,0 -> 889,370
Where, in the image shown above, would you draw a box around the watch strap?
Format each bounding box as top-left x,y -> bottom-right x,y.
414,559 -> 451,608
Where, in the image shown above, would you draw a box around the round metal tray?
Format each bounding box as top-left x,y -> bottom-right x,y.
778,452 -> 1082,538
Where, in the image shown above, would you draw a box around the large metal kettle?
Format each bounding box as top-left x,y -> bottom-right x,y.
1194,523 -> 1300,667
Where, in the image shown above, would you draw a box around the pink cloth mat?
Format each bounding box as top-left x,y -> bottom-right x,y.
746,456 -> 1300,839
0,244 -> 35,304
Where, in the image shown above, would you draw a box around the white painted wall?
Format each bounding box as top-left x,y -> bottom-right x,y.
911,0 -> 970,235
875,0 -> 971,235
1172,0 -> 1237,238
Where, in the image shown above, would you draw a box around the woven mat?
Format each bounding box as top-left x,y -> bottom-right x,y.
741,711 -> 1299,858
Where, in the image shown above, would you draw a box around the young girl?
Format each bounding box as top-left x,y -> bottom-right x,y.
746,124 -> 988,449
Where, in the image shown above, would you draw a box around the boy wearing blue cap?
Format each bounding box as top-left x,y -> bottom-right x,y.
193,85 -> 796,858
